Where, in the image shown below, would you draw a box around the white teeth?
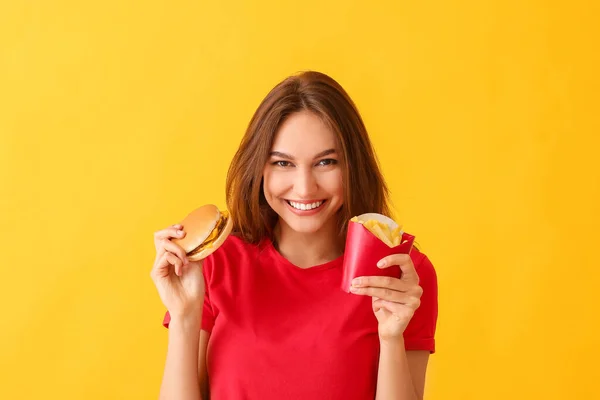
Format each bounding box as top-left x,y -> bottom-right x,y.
289,201 -> 323,211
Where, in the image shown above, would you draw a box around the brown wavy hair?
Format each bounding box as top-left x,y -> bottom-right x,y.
225,71 -> 392,244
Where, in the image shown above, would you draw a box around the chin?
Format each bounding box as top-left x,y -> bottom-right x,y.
280,206 -> 341,235
282,219 -> 326,234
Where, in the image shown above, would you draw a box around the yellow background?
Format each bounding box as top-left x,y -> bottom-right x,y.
1,1 -> 598,399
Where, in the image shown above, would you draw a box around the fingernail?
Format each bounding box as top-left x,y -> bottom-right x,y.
177,230 -> 184,236
352,278 -> 361,286
377,259 -> 386,268
349,286 -> 359,293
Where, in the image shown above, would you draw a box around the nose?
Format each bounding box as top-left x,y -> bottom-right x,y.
294,167 -> 318,198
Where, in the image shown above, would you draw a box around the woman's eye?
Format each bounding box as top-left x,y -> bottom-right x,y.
317,159 -> 338,166
273,160 -> 292,167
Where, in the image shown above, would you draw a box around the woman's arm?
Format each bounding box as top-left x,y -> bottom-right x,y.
159,311 -> 207,400
198,330 -> 211,399
376,341 -> 430,400
351,252 -> 437,400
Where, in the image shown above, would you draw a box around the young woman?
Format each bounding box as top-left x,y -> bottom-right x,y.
151,71 -> 438,400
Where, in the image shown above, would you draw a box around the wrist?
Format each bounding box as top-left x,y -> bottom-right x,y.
379,336 -> 405,350
168,308 -> 203,331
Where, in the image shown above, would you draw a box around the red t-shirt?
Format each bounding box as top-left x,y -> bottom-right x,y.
163,235 -> 438,399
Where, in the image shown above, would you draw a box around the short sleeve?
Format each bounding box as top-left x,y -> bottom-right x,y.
403,252 -> 438,353
161,255 -> 217,333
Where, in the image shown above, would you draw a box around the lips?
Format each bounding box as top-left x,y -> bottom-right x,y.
286,200 -> 325,211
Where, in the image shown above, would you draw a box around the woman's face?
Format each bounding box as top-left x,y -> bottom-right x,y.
263,110 -> 344,235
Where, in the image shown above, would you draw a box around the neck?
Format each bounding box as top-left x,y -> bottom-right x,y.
273,219 -> 344,269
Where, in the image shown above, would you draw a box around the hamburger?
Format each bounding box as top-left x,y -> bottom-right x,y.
172,204 -> 233,261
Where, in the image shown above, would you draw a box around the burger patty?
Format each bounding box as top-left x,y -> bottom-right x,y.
187,212 -> 229,256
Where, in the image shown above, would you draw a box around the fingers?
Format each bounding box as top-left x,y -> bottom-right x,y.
166,252 -> 185,277
151,248 -> 187,281
160,239 -> 189,266
151,252 -> 175,280
150,223 -> 191,282
351,276 -> 410,292
154,225 -> 186,246
153,224 -> 187,260
373,298 -> 419,315
163,251 -> 184,277
377,253 -> 419,284
350,285 -> 422,308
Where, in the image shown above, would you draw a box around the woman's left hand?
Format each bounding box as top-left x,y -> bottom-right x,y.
350,253 -> 423,341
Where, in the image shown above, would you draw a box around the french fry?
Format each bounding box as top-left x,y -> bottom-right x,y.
350,215 -> 404,248
371,223 -> 394,247
380,223 -> 392,243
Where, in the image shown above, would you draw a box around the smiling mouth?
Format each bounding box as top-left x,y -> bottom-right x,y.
285,200 -> 326,211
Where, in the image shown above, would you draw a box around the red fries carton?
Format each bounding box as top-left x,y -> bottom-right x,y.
341,213 -> 415,292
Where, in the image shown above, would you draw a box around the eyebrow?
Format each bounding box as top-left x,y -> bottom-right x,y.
269,148 -> 336,160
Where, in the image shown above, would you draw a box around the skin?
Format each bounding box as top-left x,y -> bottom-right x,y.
262,110 -> 345,268
151,110 -> 429,400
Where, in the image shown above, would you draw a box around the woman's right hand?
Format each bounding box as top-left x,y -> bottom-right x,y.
150,224 -> 206,317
